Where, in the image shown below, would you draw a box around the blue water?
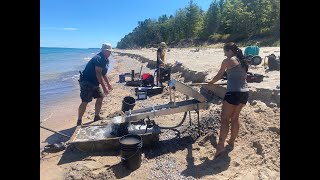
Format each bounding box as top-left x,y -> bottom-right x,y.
40,47 -> 114,120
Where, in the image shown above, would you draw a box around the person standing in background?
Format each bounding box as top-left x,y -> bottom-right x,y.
156,42 -> 167,86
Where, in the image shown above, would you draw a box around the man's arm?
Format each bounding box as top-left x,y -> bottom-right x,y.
157,50 -> 165,64
95,66 -> 109,95
208,59 -> 227,85
159,58 -> 165,64
103,75 -> 112,91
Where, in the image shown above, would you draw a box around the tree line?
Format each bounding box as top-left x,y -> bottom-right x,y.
116,0 -> 280,49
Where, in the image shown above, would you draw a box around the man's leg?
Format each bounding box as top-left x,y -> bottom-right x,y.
93,85 -> 105,121
77,102 -> 88,125
78,81 -> 93,125
156,68 -> 160,86
94,97 -> 103,121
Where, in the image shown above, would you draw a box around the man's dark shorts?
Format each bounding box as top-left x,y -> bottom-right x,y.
223,91 -> 249,105
79,80 -> 104,102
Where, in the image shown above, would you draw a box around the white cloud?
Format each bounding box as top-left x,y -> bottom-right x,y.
63,28 -> 78,31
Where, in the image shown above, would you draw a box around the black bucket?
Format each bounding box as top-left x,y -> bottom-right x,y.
118,74 -> 125,83
119,134 -> 142,170
122,96 -> 136,112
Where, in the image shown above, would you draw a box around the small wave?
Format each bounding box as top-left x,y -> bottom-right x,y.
61,77 -> 71,82
40,73 -> 60,81
83,57 -> 91,61
61,72 -> 80,82
72,74 -> 80,79
40,112 -> 53,124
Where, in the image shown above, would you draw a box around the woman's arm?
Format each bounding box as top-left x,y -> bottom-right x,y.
208,59 -> 228,85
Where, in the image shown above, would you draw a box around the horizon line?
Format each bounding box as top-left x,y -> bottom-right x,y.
40,46 -> 102,49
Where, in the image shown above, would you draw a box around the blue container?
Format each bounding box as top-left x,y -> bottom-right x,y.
119,74 -> 125,83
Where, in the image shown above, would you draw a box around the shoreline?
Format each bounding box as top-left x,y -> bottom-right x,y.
40,58 -> 116,149
40,91 -> 81,148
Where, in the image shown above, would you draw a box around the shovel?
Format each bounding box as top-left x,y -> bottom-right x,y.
40,125 -> 71,138
139,64 -> 143,79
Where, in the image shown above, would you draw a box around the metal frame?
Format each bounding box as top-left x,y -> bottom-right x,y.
124,99 -> 209,122
123,80 -> 210,136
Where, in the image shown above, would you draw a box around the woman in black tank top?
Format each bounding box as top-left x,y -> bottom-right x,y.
207,42 -> 249,158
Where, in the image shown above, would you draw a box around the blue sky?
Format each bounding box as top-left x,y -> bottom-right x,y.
40,0 -> 212,48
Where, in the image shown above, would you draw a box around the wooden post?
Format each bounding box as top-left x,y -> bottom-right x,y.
197,104 -> 200,137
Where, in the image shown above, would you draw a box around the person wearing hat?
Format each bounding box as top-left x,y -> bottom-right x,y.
156,42 -> 167,86
76,43 -> 113,126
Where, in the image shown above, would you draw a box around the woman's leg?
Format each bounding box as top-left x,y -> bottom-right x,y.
214,100 -> 236,157
227,103 -> 245,147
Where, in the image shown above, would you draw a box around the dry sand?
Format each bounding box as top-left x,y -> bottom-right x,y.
40,47 -> 280,180
115,46 -> 279,82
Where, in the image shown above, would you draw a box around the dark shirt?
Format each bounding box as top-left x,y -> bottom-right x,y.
82,52 -> 109,86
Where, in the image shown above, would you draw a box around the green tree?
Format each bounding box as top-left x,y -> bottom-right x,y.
219,0 -> 233,34
185,0 -> 204,38
174,8 -> 188,40
204,0 -> 221,37
241,0 -> 274,34
116,0 -> 280,48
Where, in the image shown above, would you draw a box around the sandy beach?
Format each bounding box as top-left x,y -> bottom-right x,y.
40,47 -> 280,180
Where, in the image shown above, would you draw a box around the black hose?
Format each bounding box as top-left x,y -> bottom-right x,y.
158,111 -> 188,129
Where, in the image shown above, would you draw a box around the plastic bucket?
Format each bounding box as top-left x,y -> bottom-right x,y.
119,74 -> 125,83
122,96 -> 136,112
119,134 -> 142,170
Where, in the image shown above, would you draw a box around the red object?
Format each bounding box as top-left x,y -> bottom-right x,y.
142,73 -> 151,80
